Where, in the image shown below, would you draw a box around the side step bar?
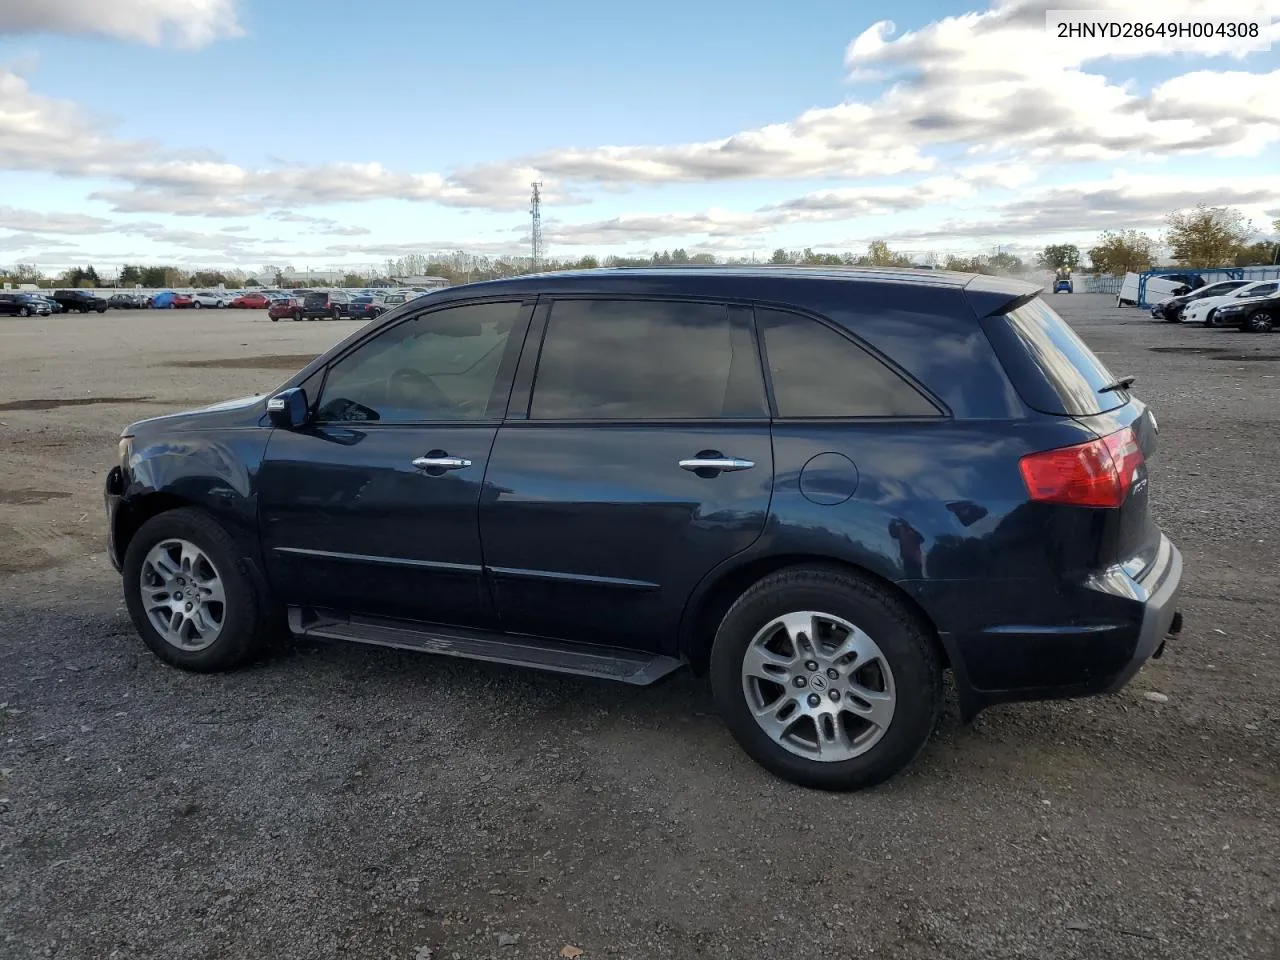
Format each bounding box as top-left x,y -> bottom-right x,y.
288,607 -> 685,686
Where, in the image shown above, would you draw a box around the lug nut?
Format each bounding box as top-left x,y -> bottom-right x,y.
826,668 -> 839,680
805,660 -> 819,672
793,676 -> 807,688
807,693 -> 821,708
185,602 -> 193,611
829,690 -> 840,702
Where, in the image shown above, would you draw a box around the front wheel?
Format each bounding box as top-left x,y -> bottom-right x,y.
331,307 -> 341,320
193,301 -> 202,309
19,306 -> 30,317
1203,309 -> 1218,328
710,566 -> 942,791
293,311 -> 302,322
1246,311 -> 1275,333
122,508 -> 268,672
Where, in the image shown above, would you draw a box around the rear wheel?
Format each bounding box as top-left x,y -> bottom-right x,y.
122,508 -> 269,672
331,306 -> 341,320
1246,311 -> 1275,333
293,310 -> 302,321
710,566 -> 942,791
193,301 -> 202,309
19,306 -> 30,317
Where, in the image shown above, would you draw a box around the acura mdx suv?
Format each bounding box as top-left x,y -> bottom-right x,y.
103,267 -> 1184,790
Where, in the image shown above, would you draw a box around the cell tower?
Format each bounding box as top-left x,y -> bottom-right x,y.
530,181 -> 544,271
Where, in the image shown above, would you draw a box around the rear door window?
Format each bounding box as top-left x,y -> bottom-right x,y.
529,299 -> 765,420
756,308 -> 941,418
992,298 -> 1125,416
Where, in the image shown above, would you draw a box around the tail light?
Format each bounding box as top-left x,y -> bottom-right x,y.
1019,427 -> 1144,509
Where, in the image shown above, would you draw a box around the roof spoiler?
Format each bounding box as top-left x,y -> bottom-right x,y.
963,274 -> 1043,318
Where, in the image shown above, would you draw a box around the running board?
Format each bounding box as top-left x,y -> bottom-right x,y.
288,607 -> 685,686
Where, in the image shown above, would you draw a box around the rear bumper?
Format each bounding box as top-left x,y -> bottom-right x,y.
926,534 -> 1184,719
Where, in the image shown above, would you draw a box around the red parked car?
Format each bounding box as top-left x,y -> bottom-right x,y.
267,297 -> 302,322
231,292 -> 270,309
170,294 -> 194,309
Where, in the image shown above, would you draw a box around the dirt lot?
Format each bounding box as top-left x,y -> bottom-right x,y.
0,298 -> 1277,960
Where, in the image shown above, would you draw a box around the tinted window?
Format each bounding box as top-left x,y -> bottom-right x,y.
529,299 -> 765,420
1242,283 -> 1277,298
1002,298 -> 1124,415
757,309 -> 940,418
317,300 -> 523,423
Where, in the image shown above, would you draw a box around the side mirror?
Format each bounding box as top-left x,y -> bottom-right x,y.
266,387 -> 309,428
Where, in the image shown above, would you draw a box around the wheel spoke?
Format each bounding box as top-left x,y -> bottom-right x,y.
148,549 -> 179,581
814,711 -> 853,756
180,543 -> 203,576
753,696 -> 800,742
845,682 -> 894,730
775,612 -> 816,654
828,624 -> 876,664
137,537 -> 226,653
197,576 -> 225,606
741,643 -> 794,682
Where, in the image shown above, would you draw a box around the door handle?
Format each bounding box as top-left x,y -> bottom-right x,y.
412,456 -> 472,471
679,457 -> 755,473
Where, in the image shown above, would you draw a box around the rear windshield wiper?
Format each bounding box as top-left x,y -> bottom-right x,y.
1098,374 -> 1136,394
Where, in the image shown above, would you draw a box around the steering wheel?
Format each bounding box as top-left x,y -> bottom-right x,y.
386,367 -> 450,410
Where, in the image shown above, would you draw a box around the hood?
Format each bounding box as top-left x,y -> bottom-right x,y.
122,393 -> 266,437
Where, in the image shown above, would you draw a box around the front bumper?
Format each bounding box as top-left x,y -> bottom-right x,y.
104,466 -> 125,572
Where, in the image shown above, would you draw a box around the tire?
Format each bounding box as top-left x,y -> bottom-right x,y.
270,315 -> 279,322
79,306 -> 89,314
293,311 -> 302,322
709,565 -> 943,791
1246,311 -> 1275,333
194,301 -> 202,309
331,306 -> 341,321
19,306 -> 30,317
121,507 -> 268,672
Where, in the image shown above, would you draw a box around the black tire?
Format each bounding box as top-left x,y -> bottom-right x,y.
79,306 -> 89,314
270,315 -> 279,322
1203,309 -> 1218,328
121,508 -> 269,672
293,311 -> 302,322
193,300 -> 202,309
1246,311 -> 1275,333
709,565 -> 943,791
19,306 -> 30,317
331,306 -> 341,321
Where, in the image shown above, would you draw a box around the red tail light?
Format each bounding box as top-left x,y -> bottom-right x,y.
1019,427 -> 1144,508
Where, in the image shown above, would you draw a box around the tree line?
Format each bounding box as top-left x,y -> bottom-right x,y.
3,206 -> 1277,290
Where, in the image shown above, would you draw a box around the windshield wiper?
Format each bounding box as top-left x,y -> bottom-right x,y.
1098,374 -> 1136,394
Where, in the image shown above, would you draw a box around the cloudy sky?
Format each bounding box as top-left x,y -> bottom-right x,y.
1,0 -> 1278,272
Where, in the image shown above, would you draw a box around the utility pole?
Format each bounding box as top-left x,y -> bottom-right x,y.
530,181 -> 544,272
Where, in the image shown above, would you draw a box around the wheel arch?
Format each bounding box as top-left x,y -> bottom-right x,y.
678,553 -> 948,676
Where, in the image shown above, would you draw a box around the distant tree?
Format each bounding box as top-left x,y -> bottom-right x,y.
989,251 -> 1024,272
140,266 -> 169,287
1088,230 -> 1156,274
942,254 -> 996,274
340,273 -> 366,287
189,271 -> 227,288
769,248 -> 792,264
245,277 -> 262,287
1234,241 -> 1278,267
864,240 -> 911,267
1165,204 -> 1251,268
162,267 -> 185,288
670,248 -> 690,264
689,253 -> 717,265
1,262 -> 45,286
1037,244 -> 1081,271
574,255 -> 599,269
118,264 -> 143,286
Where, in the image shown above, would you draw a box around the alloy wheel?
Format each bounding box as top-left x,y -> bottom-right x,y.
138,538 -> 226,651
1249,312 -> 1274,333
741,610 -> 896,762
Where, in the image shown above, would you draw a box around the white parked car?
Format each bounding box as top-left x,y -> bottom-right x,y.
1183,280 -> 1280,327
190,291 -> 231,309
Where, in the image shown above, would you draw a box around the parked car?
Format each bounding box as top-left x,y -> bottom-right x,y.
31,295 -> 61,313
1149,279 -> 1252,322
0,292 -> 51,316
51,289 -> 108,314
301,289 -> 351,320
230,292 -> 271,309
1210,289 -> 1279,333
150,291 -> 194,309
1183,280 -> 1280,327
268,297 -> 303,322
191,291 -> 231,309
346,295 -> 384,321
1117,272 -> 1194,307
108,293 -> 146,309
103,267 -> 1184,791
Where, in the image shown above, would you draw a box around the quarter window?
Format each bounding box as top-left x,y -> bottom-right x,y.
529,299 -> 766,420
757,308 -> 940,418
316,300 -> 523,422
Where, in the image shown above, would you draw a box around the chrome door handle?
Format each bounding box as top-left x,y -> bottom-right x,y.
679,458 -> 755,472
412,456 -> 472,471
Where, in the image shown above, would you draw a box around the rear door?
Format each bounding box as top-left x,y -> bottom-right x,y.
479,298 -> 774,653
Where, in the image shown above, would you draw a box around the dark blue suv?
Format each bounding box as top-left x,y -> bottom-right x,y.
103,267 -> 1184,790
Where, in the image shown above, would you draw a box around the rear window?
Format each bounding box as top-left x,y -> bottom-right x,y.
987,298 -> 1126,416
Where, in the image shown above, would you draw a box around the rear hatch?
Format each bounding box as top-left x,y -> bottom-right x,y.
981,295 -> 1162,578
303,292 -> 328,311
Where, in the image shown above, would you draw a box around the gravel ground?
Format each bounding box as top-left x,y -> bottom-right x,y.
0,297 -> 1276,960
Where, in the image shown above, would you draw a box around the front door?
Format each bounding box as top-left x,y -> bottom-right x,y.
480,299 -> 774,653
259,298 -> 531,628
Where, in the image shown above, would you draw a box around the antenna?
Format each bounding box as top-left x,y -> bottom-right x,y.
530,181 -> 544,271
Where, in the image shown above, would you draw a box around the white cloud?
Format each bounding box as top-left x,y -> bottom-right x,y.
0,205 -> 114,234
0,0 -> 242,48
